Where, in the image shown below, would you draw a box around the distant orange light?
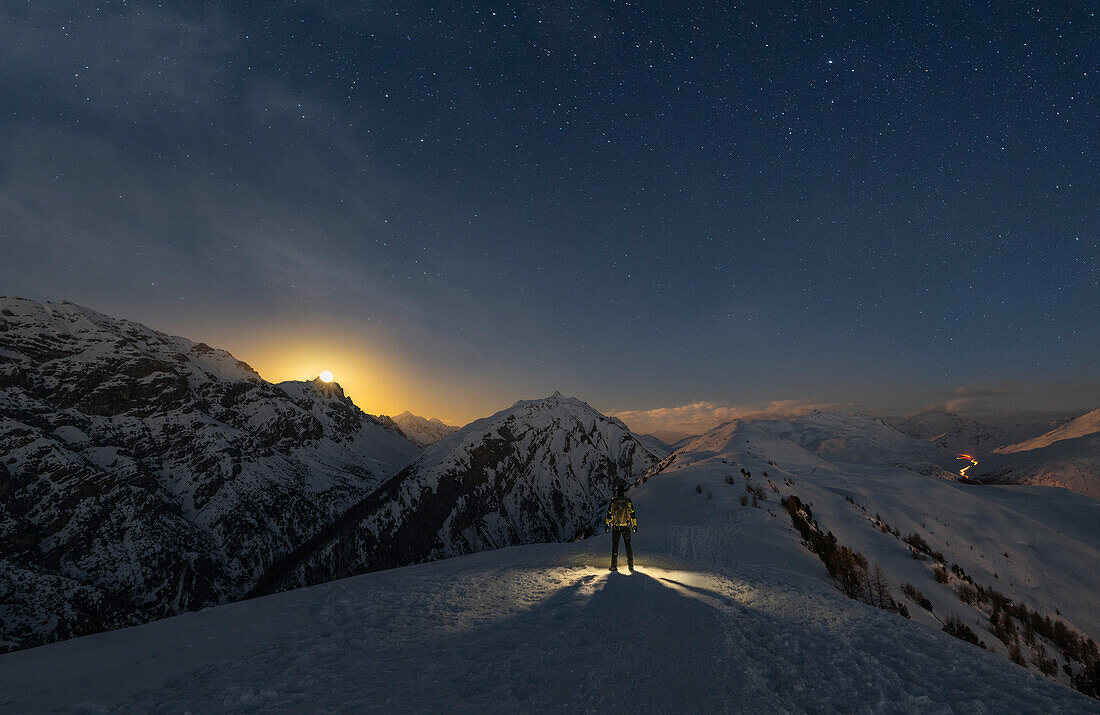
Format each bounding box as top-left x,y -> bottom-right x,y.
957,454 -> 978,478
319,370 -> 334,383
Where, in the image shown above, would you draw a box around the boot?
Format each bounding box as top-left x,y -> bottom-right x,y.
628,561 -> 635,573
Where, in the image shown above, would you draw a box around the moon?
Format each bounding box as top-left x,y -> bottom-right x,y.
319,370 -> 334,383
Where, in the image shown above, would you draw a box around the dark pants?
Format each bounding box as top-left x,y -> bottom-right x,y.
611,526 -> 633,568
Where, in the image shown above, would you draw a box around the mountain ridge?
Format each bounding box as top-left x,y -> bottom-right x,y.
252,392 -> 662,596
389,410 -> 459,447
0,296 -> 420,652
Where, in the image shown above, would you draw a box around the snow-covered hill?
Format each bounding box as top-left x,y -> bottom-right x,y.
976,433 -> 1100,500
892,410 -> 1058,455
3,412 -> 1098,711
0,297 -> 420,652
995,409 -> 1100,454
635,432 -> 672,458
252,392 -> 661,595
639,418 -> 1100,694
892,410 -> 968,441
389,410 -> 459,447
942,409 -> 1100,499
747,410 -> 957,475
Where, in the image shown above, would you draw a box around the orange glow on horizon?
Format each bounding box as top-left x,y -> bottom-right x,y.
188,321 -> 537,429
218,332 -> 420,420
207,327 -> 479,426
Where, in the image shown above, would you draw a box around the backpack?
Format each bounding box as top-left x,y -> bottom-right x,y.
611,498 -> 631,527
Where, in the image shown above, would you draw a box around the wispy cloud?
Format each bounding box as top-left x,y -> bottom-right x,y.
612,398 -> 843,435
925,384 -> 1020,414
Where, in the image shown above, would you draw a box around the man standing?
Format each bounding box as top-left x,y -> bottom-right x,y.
605,486 -> 637,572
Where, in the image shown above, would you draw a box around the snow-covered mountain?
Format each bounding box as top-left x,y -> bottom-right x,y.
892,410 -> 967,441
976,434 -> 1100,499
252,392 -> 661,595
994,409 -> 1100,454
887,408 -> 1100,498
968,410 -> 1100,499
635,432 -> 672,458
747,410 -> 957,475
0,297 -> 420,652
891,410 -> 1061,455
636,418 -> 1100,696
389,410 -> 459,447
4,405 -> 1098,710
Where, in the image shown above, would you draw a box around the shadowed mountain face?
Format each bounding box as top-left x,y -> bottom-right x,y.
252,393 -> 662,595
0,297 -> 419,652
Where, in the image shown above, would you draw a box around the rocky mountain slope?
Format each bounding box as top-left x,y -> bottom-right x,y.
0,297 -> 420,652
252,392 -> 661,595
389,410 -> 459,447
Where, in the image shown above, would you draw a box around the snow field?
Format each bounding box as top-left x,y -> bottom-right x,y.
2,509 -> 1096,712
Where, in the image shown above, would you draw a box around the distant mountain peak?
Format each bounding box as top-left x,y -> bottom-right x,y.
390,410 -> 459,447
252,393 -> 661,596
307,376 -> 345,399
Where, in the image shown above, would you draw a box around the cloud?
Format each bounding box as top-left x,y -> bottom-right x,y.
921,384 -> 1021,415
612,398 -> 843,436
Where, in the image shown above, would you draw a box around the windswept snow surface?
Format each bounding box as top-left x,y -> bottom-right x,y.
2,417 -> 1098,712
660,420 -> 1100,640
2,542 -> 1095,711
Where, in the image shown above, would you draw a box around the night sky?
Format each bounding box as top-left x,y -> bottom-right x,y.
2,2 -> 1096,432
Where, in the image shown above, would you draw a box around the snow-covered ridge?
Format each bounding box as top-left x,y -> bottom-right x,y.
252,391 -> 662,595
892,409 -> 1064,455
976,432 -> 1100,500
639,412 -> 1100,697
681,410 -> 958,476
0,296 -> 419,653
887,407 -> 1100,498
388,410 -> 459,447
994,409 -> 1100,454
